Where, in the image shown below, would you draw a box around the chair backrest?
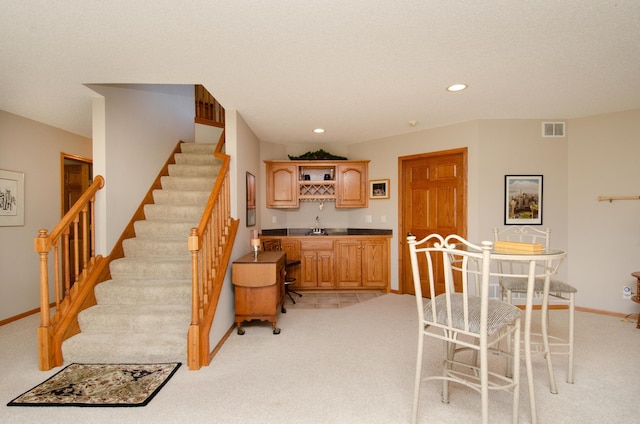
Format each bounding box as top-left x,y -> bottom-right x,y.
407,233 -> 493,338
492,226 -> 550,277
262,239 -> 282,252
493,226 -> 550,248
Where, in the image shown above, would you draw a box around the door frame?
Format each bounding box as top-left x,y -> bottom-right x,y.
397,148 -> 468,294
60,152 -> 93,217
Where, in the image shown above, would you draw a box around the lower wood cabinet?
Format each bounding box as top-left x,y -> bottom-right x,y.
299,239 -> 335,288
336,239 -> 389,288
262,235 -> 390,290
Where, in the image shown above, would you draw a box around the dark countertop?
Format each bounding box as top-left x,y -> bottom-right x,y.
261,228 -> 393,236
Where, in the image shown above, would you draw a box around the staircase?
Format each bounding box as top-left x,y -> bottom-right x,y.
61,143 -> 221,364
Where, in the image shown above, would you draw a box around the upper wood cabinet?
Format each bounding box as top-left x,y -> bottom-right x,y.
265,160 -> 369,209
265,163 -> 299,208
336,162 -> 368,208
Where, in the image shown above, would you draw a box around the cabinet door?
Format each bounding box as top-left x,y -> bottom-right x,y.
299,251 -> 318,288
316,250 -> 336,288
336,163 -> 368,208
335,240 -> 362,287
266,163 -> 299,208
361,239 -> 389,288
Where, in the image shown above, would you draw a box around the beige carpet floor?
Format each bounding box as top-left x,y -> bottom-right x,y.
1,293 -> 639,423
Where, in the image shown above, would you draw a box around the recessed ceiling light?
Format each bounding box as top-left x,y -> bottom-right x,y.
447,84 -> 467,92
313,128 -> 325,134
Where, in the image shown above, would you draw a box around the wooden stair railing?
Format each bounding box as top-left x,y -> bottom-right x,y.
188,129 -> 239,370
35,175 -> 107,371
195,85 -> 225,127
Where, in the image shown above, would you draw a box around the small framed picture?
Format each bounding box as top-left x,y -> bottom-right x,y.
0,169 -> 25,227
504,175 -> 543,225
369,179 -> 390,199
246,172 -> 256,227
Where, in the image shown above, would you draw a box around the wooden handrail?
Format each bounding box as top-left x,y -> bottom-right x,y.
187,130 -> 239,370
35,175 -> 105,370
597,195 -> 640,202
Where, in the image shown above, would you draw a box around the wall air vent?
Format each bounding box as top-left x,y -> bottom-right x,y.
542,122 -> 566,138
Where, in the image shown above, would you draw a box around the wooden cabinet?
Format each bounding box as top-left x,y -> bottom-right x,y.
336,162 -> 368,208
231,251 -> 286,335
265,163 -> 298,208
360,238 -> 389,288
265,160 -> 369,209
336,238 -> 389,288
299,239 -> 335,288
262,235 -> 390,290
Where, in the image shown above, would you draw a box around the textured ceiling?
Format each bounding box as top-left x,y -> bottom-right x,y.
1,1 -> 639,144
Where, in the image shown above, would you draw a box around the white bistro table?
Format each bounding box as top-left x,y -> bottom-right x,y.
490,247 -> 567,424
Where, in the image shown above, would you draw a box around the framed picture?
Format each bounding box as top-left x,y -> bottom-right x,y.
504,175 -> 543,225
246,172 -> 256,227
0,169 -> 25,227
369,179 -> 390,199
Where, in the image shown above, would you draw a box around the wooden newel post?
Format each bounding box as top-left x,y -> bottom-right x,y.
34,229 -> 54,370
187,228 -> 201,370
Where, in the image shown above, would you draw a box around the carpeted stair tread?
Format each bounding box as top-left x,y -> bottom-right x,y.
109,257 -> 191,279
133,220 -> 197,238
152,189 -> 211,205
174,152 -> 221,165
62,332 -> 186,364
168,163 -> 220,177
143,204 -> 205,221
179,142 -> 216,153
78,304 -> 190,333
95,278 -> 191,305
122,238 -> 190,258
160,176 -> 216,191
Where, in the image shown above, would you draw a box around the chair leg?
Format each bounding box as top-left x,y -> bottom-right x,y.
285,288 -> 296,304
288,288 -> 303,298
411,331 -> 425,424
512,320 -> 521,424
505,288 -> 514,378
567,292 -> 575,384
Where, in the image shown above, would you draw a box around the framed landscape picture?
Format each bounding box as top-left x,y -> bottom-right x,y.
504,175 -> 543,225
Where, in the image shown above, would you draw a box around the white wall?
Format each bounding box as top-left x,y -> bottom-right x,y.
568,109 -> 640,313
87,84 -> 195,254
207,110 -> 262,348
0,110 -> 91,321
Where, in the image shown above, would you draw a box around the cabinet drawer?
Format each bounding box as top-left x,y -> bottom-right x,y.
300,239 -> 334,251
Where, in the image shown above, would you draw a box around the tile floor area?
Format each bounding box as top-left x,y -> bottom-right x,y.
282,290 -> 384,309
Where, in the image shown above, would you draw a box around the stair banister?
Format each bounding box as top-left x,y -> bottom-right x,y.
187,130 -> 239,370
35,175 -> 105,370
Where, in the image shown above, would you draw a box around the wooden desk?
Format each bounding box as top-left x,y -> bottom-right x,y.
232,251 -> 286,335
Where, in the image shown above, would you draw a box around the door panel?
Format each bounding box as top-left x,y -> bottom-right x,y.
401,149 -> 466,297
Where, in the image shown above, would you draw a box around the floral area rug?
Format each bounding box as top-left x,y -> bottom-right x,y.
7,362 -> 181,407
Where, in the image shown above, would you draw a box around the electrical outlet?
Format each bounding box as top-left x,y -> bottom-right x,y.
623,285 -> 631,300
272,216 -> 277,224
365,215 -> 372,223
380,215 -> 386,223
